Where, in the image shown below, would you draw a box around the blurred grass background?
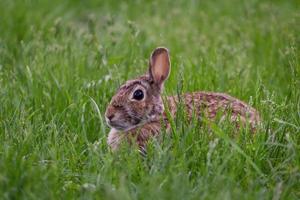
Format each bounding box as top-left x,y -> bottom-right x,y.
0,0 -> 299,199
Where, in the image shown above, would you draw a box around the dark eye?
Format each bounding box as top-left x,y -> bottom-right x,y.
133,89 -> 144,100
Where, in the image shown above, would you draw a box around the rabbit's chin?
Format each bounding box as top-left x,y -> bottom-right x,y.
107,120 -> 146,132
109,124 -> 139,132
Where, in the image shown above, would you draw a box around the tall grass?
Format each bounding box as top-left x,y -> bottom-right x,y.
0,0 -> 299,199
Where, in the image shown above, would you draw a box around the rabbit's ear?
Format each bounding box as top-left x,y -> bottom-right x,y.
149,47 -> 171,86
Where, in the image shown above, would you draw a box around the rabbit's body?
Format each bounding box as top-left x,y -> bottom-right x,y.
166,92 -> 260,126
105,47 -> 260,150
108,92 -> 260,150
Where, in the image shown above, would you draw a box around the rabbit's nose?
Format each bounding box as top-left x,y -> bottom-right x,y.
106,113 -> 115,121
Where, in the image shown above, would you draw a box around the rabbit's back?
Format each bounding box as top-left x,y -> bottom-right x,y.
165,92 -> 260,129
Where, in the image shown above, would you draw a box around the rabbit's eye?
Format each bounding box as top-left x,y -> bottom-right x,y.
133,89 -> 144,100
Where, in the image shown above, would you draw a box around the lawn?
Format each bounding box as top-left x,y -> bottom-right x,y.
0,0 -> 299,199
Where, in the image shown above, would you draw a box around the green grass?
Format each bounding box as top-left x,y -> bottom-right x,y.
0,0 -> 299,199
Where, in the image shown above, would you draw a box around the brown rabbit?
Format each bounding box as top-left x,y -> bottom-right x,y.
105,47 -> 260,150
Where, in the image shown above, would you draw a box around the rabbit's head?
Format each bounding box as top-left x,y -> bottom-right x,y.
105,47 -> 171,131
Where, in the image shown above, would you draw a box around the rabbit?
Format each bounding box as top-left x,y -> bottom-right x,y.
105,47 -> 261,151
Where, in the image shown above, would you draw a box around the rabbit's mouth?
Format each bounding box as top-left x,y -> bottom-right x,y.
107,117 -> 144,131
107,120 -> 134,131
107,121 -> 127,130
